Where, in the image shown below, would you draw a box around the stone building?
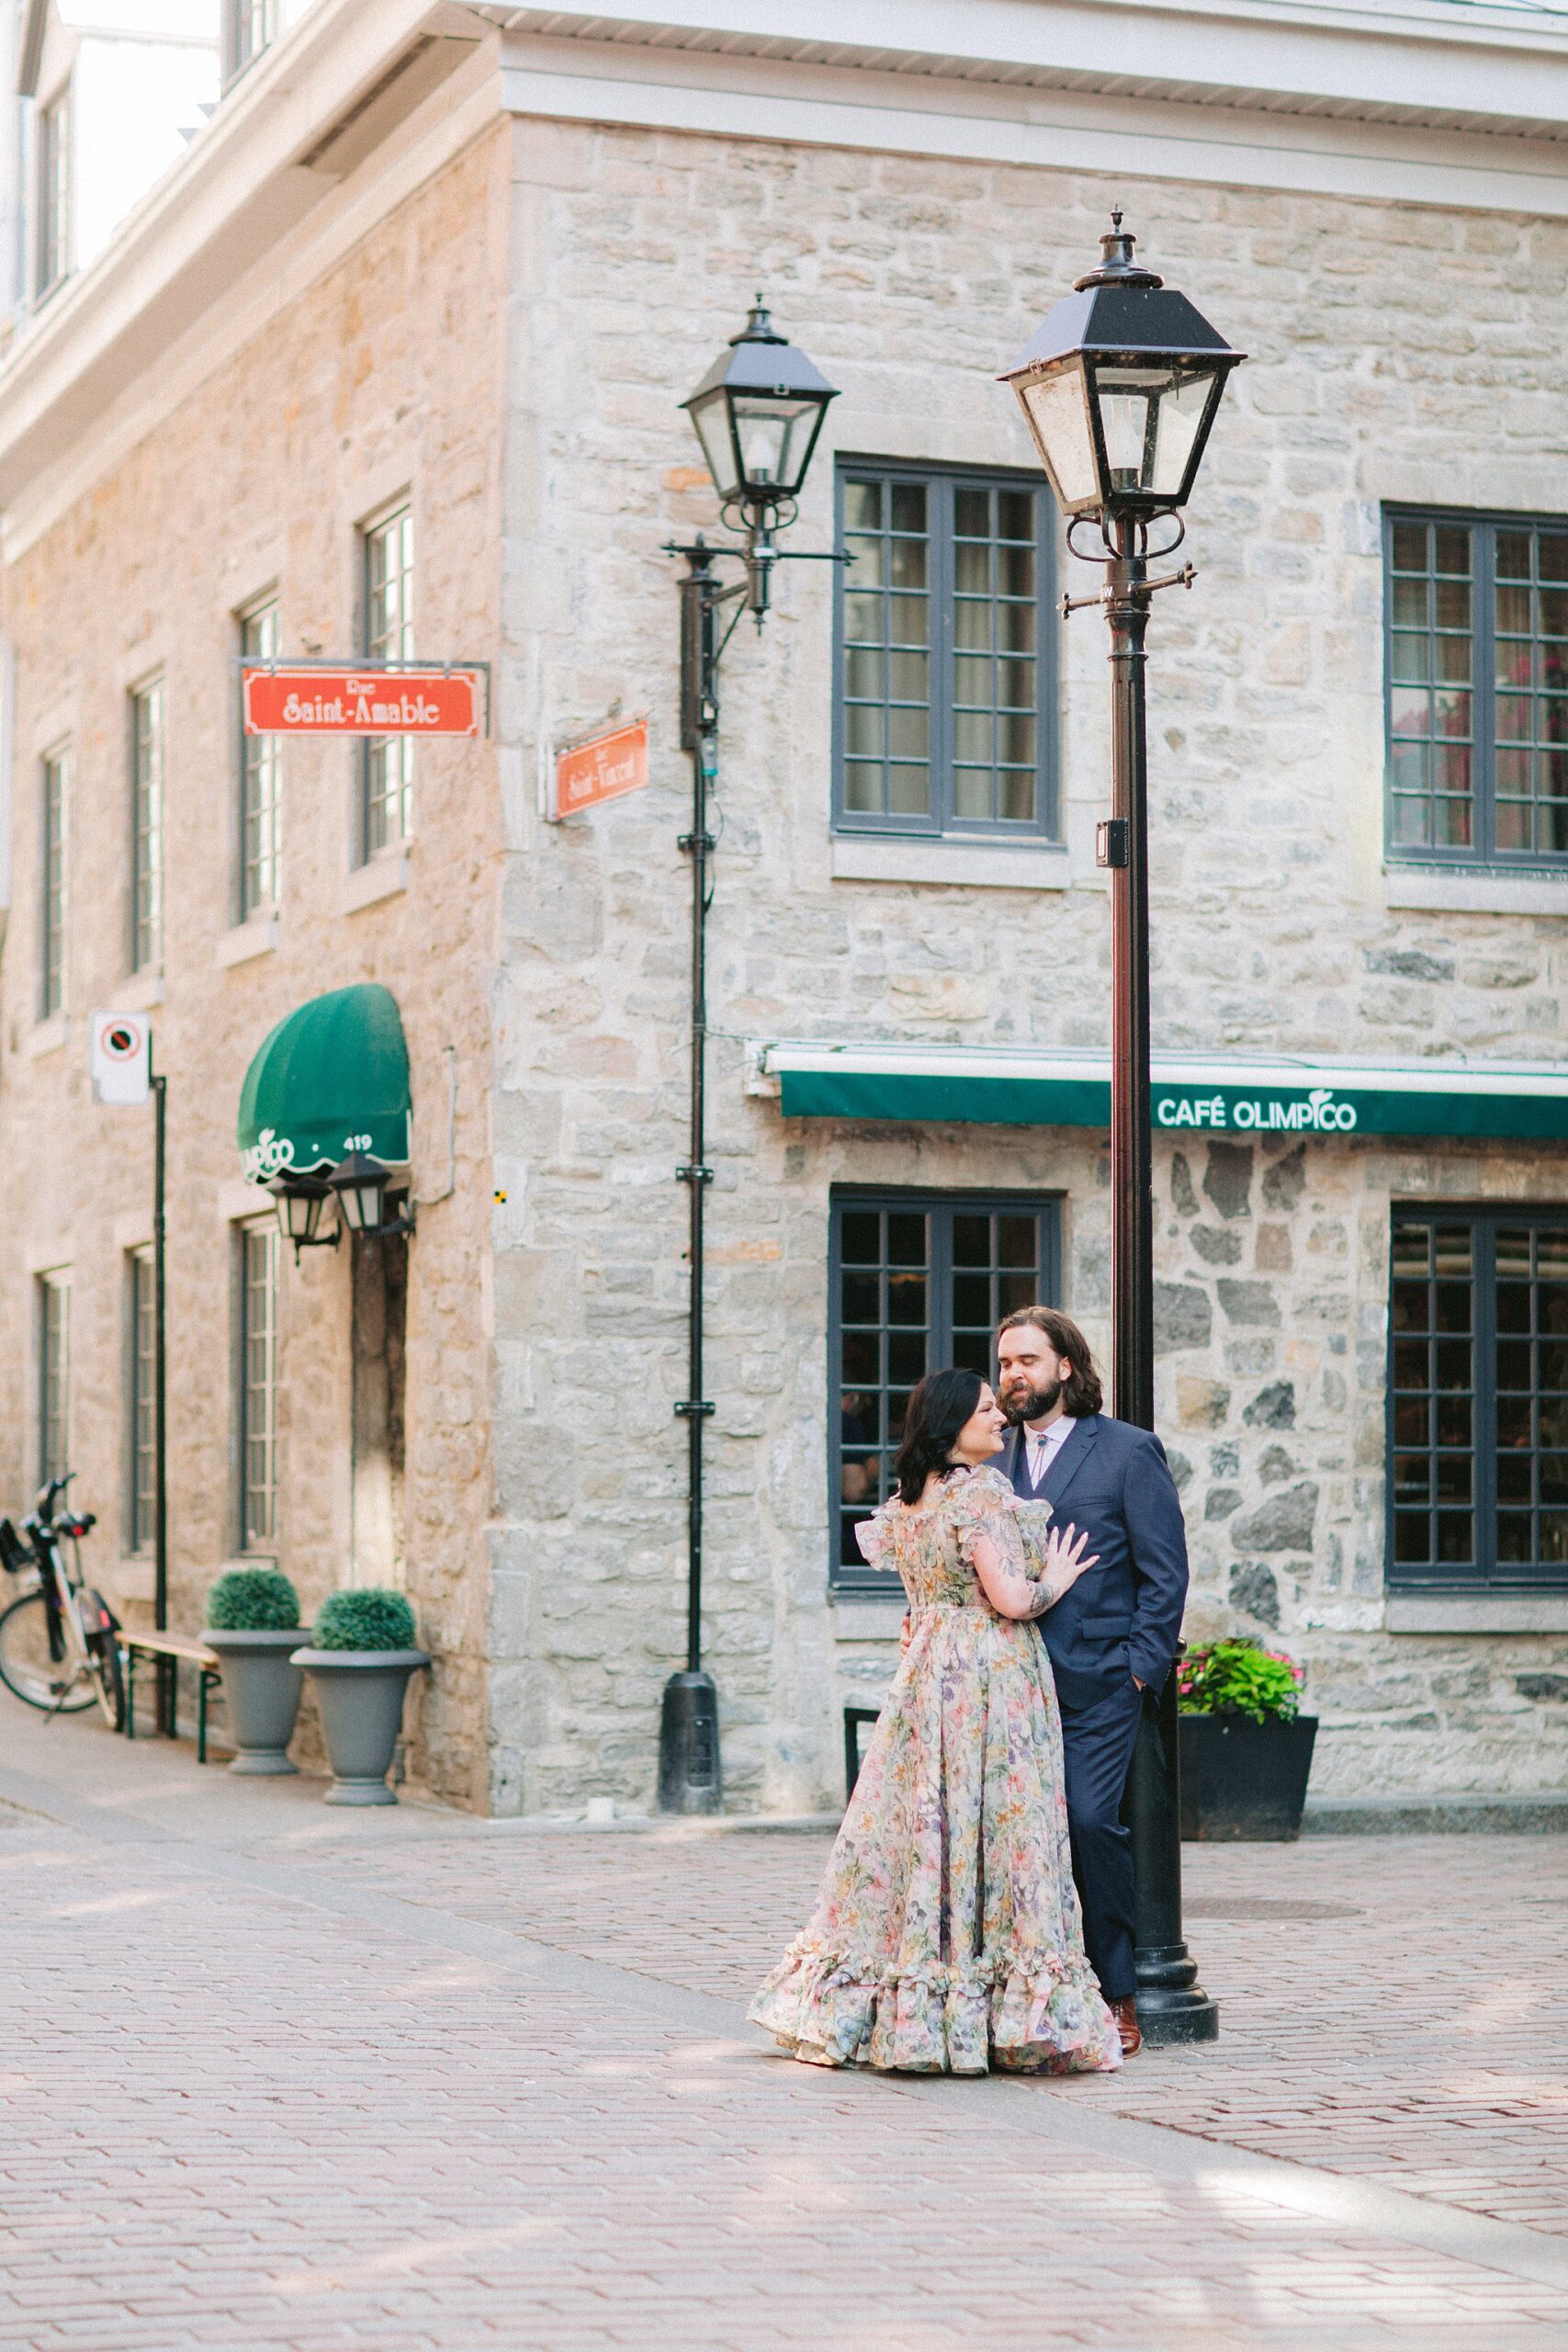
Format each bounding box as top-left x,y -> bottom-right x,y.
1,0 -> 1566,1816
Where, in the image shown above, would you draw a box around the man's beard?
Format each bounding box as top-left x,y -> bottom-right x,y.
1003,1378 -> 1065,1426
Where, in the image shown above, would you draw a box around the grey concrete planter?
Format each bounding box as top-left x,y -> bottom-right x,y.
201,1627 -> 305,1777
290,1647 -> 430,1805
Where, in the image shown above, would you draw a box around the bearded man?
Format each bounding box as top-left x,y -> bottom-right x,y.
994,1306 -> 1190,2057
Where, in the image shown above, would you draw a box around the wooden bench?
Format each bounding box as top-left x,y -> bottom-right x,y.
121,1633 -> 221,1761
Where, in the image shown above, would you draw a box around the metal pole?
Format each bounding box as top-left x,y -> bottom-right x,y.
659,546 -> 721,1813
1103,521 -> 1218,2044
152,1069 -> 171,1733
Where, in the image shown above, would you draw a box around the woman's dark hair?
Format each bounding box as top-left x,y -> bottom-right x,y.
893,1368 -> 985,1505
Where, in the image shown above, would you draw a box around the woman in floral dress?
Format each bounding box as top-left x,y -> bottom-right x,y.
750,1368 -> 1123,2076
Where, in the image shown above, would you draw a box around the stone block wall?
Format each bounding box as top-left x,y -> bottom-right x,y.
0,124 -> 508,1808
492,114 -> 1568,1814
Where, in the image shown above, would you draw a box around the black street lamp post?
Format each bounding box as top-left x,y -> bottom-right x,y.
658,300 -> 840,1814
1002,215 -> 1245,2043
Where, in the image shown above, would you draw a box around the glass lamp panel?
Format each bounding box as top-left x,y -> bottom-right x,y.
274,1187 -> 323,1246
1148,367 -> 1224,500
731,394 -> 820,495
1017,365 -> 1099,511
341,1180 -> 384,1233
1093,368 -> 1162,497
690,391 -> 740,499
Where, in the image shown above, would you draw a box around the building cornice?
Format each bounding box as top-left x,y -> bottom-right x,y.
487,0 -> 1568,136
497,28 -> 1568,218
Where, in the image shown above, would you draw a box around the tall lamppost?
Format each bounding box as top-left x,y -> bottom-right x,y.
658,300 -> 840,1813
1001,215 -> 1245,2042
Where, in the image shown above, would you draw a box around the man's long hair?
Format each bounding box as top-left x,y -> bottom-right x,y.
997,1306 -> 1104,1419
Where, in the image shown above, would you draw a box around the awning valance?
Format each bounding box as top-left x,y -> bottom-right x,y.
749,1041 -> 1568,1143
238,984 -> 412,1182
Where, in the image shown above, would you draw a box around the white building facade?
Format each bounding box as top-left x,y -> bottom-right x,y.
1,0 -> 1567,1816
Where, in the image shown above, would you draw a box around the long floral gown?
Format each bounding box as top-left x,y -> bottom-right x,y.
750,1464 -> 1122,2075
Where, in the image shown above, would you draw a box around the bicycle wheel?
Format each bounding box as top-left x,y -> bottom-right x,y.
90,1634 -> 125,1732
0,1590 -> 95,1713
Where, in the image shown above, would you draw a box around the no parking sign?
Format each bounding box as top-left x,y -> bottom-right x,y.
90,1012 -> 152,1106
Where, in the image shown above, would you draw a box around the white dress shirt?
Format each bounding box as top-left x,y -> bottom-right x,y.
1023,1416 -> 1075,1493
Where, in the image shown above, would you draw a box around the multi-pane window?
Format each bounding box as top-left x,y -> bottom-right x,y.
38,1271 -> 70,1486
1385,511 -> 1568,866
835,464 -> 1056,837
239,1225 -> 279,1549
129,1250 -> 155,1554
831,1192 -> 1059,1584
226,0 -> 280,80
240,599 -> 281,916
1390,1211 -> 1568,1587
131,679 -> 164,971
35,86 -> 70,297
363,505 -> 413,856
39,746 -> 68,1020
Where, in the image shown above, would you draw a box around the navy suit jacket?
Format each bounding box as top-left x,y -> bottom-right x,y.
1000,1414 -> 1189,1711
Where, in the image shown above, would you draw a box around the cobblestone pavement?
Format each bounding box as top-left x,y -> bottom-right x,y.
3,1713 -> 1567,2352
318,1817 -> 1568,2240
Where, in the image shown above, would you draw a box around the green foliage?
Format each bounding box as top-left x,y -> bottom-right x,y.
206,1566 -> 299,1632
313,1587 -> 418,1653
1178,1638 -> 1303,1724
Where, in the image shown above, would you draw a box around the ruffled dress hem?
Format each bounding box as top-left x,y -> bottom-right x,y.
748,1939 -> 1122,2076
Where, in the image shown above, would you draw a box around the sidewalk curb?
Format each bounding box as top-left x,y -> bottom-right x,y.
1303,1792 -> 1568,1835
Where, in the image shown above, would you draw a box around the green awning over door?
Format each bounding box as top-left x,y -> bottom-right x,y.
237,983 -> 412,1182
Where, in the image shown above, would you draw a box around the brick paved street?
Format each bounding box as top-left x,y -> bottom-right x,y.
3,1711 -> 1567,2350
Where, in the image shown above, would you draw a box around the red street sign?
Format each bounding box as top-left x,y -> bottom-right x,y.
552,718 -> 649,819
242,666 -> 484,737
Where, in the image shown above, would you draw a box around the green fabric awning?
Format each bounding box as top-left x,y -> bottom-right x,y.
750,1041 -> 1568,1143
237,984 -> 412,1182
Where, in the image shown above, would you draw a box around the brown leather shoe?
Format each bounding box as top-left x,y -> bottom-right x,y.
1110,1996 -> 1142,2057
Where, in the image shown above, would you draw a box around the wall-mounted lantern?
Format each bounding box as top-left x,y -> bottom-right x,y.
326,1150 -> 414,1241
266,1171 -> 339,1261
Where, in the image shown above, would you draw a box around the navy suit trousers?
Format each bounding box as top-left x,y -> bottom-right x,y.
1058,1675 -> 1145,2003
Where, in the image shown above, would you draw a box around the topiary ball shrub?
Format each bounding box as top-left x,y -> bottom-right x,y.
313,1588 -> 418,1653
207,1566 -> 300,1632
1179,1638 -> 1303,1724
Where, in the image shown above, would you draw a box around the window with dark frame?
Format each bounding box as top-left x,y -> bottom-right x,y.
128,1250 -> 155,1555
1385,509 -> 1568,869
239,598 -> 282,917
35,85 -> 70,299
130,679 -> 164,972
834,462 -> 1057,839
362,504 -> 413,859
830,1191 -> 1060,1587
39,745 -> 67,1020
38,1271 -> 70,1486
1390,1209 -> 1568,1588
238,1224 -> 279,1550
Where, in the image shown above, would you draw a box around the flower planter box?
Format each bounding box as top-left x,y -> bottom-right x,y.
1179,1713 -> 1319,1842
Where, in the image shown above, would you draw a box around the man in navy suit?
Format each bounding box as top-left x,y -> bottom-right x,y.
996,1306 -> 1190,2057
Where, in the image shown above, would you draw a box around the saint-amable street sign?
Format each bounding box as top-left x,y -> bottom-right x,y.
90,1012 -> 152,1106
242,665 -> 485,737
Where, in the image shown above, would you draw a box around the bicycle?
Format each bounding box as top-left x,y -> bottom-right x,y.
0,1476 -> 124,1730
